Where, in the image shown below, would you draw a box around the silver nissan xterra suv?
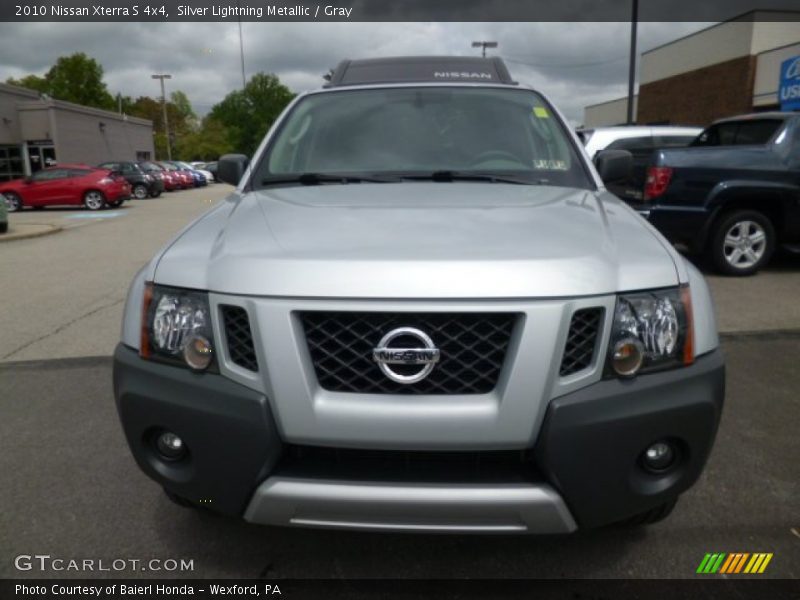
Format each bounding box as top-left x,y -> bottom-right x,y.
113,57 -> 725,533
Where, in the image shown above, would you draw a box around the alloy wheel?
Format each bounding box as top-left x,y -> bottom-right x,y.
723,220 -> 766,270
84,191 -> 105,211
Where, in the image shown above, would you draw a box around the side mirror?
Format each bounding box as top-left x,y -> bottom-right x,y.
218,154 -> 250,186
594,149 -> 633,183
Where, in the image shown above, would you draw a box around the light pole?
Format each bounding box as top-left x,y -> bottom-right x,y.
237,0 -> 246,88
626,0 -> 639,125
471,41 -> 498,58
151,73 -> 173,160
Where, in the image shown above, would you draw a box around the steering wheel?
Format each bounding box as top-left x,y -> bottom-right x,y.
469,150 -> 525,168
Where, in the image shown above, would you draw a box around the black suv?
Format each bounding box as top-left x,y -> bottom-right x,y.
641,113 -> 800,275
97,161 -> 164,200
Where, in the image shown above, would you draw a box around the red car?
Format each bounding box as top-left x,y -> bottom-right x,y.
1,165 -> 131,211
138,161 -> 180,192
158,162 -> 194,189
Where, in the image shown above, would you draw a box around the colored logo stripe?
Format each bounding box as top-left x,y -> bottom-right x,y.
698,553 -> 773,574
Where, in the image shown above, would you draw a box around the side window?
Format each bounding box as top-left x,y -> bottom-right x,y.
692,124 -> 737,147
69,169 -> 92,177
32,169 -> 68,182
733,120 -> 783,145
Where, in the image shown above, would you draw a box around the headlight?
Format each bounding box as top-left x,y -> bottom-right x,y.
140,284 -> 215,371
607,286 -> 694,378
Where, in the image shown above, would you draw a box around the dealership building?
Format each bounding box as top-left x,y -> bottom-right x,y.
584,11 -> 800,127
0,82 -> 155,182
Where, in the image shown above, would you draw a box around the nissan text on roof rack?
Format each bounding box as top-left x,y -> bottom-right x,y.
113,56 -> 725,533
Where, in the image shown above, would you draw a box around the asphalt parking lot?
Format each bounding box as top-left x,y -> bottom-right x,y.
1,187 -> 798,579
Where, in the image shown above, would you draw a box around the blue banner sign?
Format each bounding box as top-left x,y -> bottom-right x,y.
779,56 -> 800,111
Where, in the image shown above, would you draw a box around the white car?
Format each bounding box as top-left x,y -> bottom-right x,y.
578,126 -> 702,159
577,126 -> 702,202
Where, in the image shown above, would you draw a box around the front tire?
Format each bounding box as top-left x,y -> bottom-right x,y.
708,210 -> 775,276
149,190 -> 162,198
132,184 -> 148,200
4,192 -> 22,212
83,190 -> 106,211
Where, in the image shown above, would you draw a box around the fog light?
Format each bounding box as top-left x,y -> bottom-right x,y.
612,338 -> 644,378
183,335 -> 213,371
643,441 -> 675,472
156,431 -> 186,461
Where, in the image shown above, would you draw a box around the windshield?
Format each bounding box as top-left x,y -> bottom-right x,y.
254,87 -> 591,190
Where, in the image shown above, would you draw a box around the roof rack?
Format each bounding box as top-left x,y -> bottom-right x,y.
324,56 -> 516,88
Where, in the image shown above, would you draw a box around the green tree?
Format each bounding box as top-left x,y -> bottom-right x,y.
5,74 -> 48,94
126,93 -> 199,159
175,116 -> 233,161
6,53 -> 115,110
43,53 -> 115,109
210,73 -> 295,156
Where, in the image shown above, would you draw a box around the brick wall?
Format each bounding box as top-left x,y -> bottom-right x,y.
637,55 -> 757,127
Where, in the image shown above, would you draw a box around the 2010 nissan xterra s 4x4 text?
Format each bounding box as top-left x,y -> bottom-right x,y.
113,57 -> 725,533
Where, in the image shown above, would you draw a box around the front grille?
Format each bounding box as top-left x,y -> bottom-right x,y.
559,308 -> 604,376
301,312 -> 516,394
278,445 -> 539,483
221,305 -> 259,372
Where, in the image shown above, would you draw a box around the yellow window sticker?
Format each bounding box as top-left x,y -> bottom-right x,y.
533,106 -> 549,118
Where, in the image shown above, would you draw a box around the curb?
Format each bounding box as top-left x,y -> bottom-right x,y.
0,223 -> 62,242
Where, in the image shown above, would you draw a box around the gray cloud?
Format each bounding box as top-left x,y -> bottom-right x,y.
0,21 -> 712,123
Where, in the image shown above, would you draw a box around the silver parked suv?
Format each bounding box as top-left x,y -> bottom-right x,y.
114,57 -> 725,533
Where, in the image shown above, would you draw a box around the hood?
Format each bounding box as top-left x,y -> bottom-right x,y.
154,183 -> 678,298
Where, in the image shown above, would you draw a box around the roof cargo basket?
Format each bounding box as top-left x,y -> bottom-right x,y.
324,56 -> 516,87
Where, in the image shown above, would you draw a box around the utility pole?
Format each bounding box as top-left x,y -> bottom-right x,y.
471,41 -> 498,58
237,0 -> 246,88
626,0 -> 639,125
151,74 -> 173,160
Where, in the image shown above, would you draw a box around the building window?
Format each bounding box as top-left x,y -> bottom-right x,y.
0,145 -> 25,182
136,151 -> 151,161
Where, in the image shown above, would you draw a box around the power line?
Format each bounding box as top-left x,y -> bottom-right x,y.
502,55 -> 628,69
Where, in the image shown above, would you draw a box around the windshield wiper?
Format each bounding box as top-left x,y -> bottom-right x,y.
400,171 -> 546,185
261,173 -> 399,186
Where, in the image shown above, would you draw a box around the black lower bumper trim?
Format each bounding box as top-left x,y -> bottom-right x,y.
113,344 -> 283,516
534,349 -> 725,528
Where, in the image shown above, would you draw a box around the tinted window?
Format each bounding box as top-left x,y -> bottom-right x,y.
69,169 -> 93,177
260,87 -> 591,190
692,120 -> 783,147
139,161 -> 162,171
32,169 -> 68,182
735,120 -> 782,145
98,162 -> 118,170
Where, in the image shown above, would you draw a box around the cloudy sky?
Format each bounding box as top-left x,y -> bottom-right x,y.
0,21 -> 713,124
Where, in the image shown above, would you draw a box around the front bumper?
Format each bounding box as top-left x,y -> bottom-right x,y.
113,344 -> 724,532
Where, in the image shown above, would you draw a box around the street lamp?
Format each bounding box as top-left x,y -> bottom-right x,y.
626,0 -> 639,125
472,41 -> 498,58
151,73 -> 173,160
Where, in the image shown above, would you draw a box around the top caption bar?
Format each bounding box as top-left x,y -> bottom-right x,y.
3,0 -> 800,22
